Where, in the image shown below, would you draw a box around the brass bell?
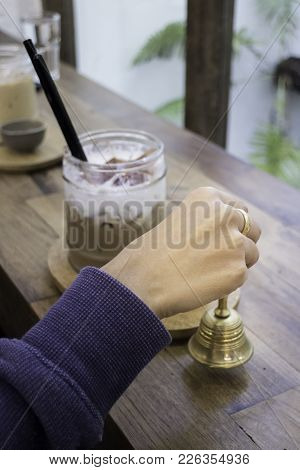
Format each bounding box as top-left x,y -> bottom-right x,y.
188,296 -> 253,368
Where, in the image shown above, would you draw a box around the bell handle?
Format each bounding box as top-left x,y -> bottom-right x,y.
214,296 -> 231,318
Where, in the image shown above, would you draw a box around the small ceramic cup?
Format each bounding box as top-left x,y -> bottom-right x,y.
1,119 -> 46,152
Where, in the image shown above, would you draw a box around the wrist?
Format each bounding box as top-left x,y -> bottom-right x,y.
101,249 -> 159,317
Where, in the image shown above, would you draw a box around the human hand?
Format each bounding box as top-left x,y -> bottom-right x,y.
102,187 -> 261,319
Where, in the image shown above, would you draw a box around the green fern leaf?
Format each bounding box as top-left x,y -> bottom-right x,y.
155,98 -> 184,126
250,124 -> 300,188
232,28 -> 262,58
256,0 -> 298,44
132,22 -> 186,65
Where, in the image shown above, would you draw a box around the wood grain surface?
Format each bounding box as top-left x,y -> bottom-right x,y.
0,63 -> 299,449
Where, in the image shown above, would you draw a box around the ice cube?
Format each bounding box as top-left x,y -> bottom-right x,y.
110,172 -> 150,187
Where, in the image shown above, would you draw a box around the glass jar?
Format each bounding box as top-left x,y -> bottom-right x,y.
21,12 -> 61,81
63,129 -> 167,271
0,44 -> 38,126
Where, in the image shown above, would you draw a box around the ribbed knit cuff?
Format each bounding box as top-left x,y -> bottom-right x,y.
23,267 -> 171,419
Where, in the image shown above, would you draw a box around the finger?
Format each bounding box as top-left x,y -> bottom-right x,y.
244,236 -> 260,268
236,210 -> 261,244
226,205 -> 261,243
217,190 -> 249,212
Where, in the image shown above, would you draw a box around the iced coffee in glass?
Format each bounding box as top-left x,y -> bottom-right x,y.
0,44 -> 38,125
63,130 -> 167,271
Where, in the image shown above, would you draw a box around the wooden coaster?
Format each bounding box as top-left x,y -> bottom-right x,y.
0,119 -> 64,172
48,239 -> 77,292
48,238 -> 240,340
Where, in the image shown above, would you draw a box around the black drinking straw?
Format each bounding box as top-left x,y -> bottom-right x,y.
23,39 -> 87,162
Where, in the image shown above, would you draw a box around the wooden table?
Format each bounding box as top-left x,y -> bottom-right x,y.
0,63 -> 300,450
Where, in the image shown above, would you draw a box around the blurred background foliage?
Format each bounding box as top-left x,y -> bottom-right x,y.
132,0 -> 300,189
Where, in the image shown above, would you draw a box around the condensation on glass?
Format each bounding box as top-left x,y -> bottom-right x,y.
21,11 -> 61,81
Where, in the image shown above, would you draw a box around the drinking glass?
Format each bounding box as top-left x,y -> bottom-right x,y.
21,11 -> 61,81
63,129 -> 167,271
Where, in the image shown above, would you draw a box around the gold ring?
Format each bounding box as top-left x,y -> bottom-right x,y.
235,208 -> 251,236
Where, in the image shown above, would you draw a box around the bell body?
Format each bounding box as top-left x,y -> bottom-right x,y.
188,303 -> 253,369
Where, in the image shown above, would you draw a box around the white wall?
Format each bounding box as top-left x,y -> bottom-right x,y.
74,0 -> 186,111
0,0 -> 42,39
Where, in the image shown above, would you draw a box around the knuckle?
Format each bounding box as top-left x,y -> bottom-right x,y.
253,246 -> 260,264
234,263 -> 248,287
232,233 -> 245,249
218,211 -> 230,230
256,223 -> 262,239
186,187 -> 202,201
220,204 -> 232,223
186,186 -> 221,208
205,186 -> 217,193
192,186 -> 219,201
237,200 -> 248,212
205,186 -> 219,199
223,263 -> 248,295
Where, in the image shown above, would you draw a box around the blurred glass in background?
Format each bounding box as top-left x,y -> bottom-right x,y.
21,11 -> 61,80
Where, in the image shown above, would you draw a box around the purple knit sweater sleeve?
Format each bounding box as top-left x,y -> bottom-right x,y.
0,267 -> 171,449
